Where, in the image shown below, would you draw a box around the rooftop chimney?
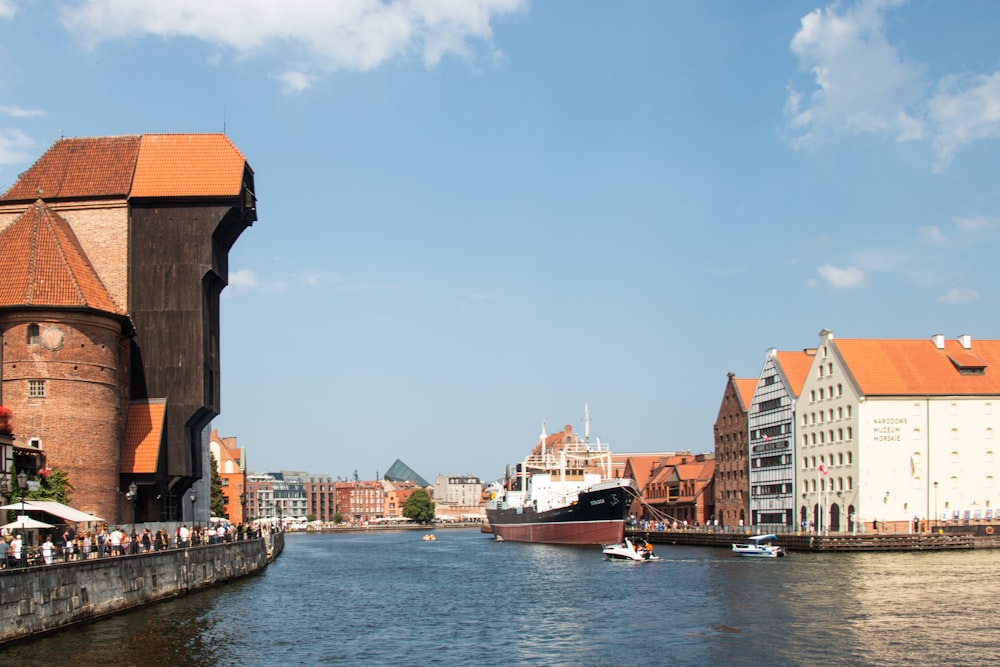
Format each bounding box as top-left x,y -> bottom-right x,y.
932,334 -> 945,350
958,334 -> 972,349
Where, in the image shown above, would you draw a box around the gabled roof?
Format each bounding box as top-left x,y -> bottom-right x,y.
0,200 -> 122,314
1,136 -> 140,201
834,337 -> 1000,396
120,399 -> 167,474
774,349 -> 814,397
733,378 -> 757,410
624,454 -> 670,490
1,133 -> 250,203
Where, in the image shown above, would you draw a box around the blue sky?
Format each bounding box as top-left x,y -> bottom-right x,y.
2,1 -> 1000,482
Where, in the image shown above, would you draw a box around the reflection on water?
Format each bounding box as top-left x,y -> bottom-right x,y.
6,531 -> 1000,666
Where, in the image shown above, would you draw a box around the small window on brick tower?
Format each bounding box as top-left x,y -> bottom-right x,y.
27,323 -> 40,345
28,379 -> 45,398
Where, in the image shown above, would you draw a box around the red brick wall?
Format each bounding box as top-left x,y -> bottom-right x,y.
1,310 -> 127,522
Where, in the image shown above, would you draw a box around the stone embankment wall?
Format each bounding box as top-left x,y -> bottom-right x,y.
0,534 -> 281,645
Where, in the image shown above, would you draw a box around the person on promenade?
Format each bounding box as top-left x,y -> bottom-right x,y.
11,534 -> 22,567
0,536 -> 10,569
179,523 -> 190,548
130,528 -> 139,555
109,527 -> 123,556
41,535 -> 55,565
141,529 -> 152,553
96,528 -> 108,558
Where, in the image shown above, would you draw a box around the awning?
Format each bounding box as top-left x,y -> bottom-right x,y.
2,516 -> 54,530
0,500 -> 104,523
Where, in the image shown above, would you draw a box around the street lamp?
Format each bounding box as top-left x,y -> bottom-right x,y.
126,482 -> 138,527
16,470 -> 27,516
189,491 -> 197,529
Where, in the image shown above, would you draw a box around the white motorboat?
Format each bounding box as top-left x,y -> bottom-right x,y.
732,534 -> 786,558
602,537 -> 658,561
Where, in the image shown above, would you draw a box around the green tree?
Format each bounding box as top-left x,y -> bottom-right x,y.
402,488 -> 435,523
209,453 -> 226,518
333,513 -> 343,525
28,467 -> 73,505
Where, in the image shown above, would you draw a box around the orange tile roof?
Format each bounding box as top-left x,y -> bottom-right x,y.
734,378 -> 757,410
834,338 -> 1000,396
0,200 -> 122,313
120,399 -> 167,474
774,349 -> 814,397
0,133 -> 249,203
131,134 -> 248,198
624,455 -> 669,490
1,136 -> 140,202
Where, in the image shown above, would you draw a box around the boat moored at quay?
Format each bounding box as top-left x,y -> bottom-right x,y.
485,408 -> 636,545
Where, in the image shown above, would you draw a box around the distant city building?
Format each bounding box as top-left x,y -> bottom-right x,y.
209,430 -> 247,523
433,475 -> 482,507
384,459 -> 431,488
383,480 -> 417,518
335,480 -> 385,524
643,453 -> 716,526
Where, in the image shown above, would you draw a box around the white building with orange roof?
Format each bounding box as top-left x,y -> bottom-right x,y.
798,330 -> 1000,534
747,348 -> 813,530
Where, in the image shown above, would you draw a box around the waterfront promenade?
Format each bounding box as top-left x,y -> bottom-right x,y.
630,524 -> 1000,552
0,528 -> 284,645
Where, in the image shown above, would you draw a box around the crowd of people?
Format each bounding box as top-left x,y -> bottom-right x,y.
0,522 -> 263,568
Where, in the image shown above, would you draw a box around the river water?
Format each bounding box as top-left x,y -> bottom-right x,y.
6,529 -> 1000,666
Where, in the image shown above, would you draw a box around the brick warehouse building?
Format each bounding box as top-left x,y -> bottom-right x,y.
0,134 -> 256,523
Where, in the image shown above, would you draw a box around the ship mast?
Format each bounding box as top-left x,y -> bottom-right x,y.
584,403 -> 590,444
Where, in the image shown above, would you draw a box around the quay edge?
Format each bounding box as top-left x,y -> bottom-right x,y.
629,528 -> 1000,553
0,532 -> 284,646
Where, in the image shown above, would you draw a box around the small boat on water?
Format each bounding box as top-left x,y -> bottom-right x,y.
422,534 -> 436,541
732,534 -> 785,558
602,537 -> 658,561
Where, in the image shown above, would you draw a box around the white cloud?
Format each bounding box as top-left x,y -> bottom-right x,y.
0,128 -> 33,165
300,269 -> 344,286
786,0 -> 925,150
228,269 -> 259,291
276,70 -> 316,95
0,105 -> 46,118
0,0 -> 15,19
786,1 -> 1000,168
817,264 -> 865,289
918,226 -> 947,244
954,215 -> 995,233
928,72 -> 1000,170
60,0 -> 526,80
937,287 -> 979,304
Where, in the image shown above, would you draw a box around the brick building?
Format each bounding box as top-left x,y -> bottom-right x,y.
713,373 -> 756,527
0,134 -> 256,523
209,430 -> 247,524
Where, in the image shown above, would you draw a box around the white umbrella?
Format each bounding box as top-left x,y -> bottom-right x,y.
2,515 -> 54,530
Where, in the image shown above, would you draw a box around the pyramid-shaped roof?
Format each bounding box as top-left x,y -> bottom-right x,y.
0,200 -> 122,314
1,133 -> 250,203
384,459 -> 430,488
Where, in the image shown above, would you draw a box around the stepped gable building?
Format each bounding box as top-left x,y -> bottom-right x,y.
0,134 -> 256,523
747,348 -> 813,530
713,373 -> 756,527
799,330 -> 1000,534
